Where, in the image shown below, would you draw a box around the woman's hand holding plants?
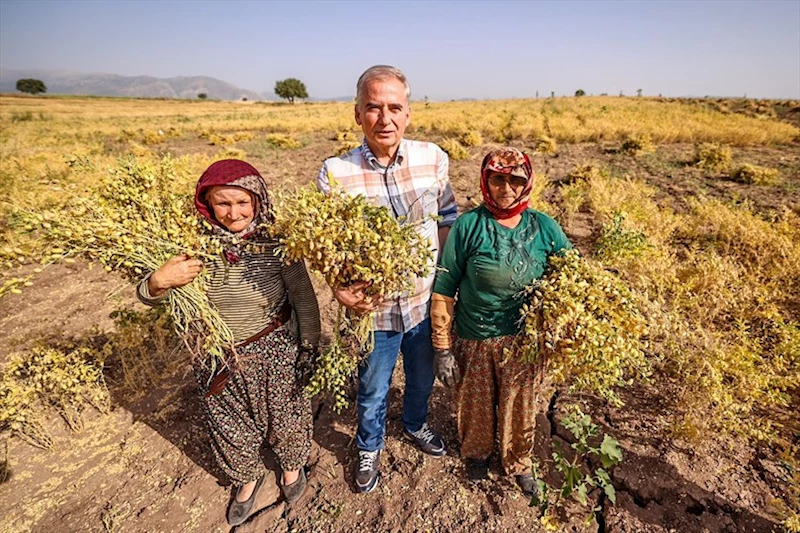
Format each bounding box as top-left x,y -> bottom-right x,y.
148,254 -> 204,297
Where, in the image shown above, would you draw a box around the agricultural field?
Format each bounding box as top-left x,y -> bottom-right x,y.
0,93 -> 799,533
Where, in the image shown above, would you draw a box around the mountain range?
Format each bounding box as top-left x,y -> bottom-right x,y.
0,68 -> 270,101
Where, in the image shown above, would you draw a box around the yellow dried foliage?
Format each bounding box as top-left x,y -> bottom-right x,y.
0,345 -> 109,449
270,182 -> 435,410
439,138 -> 469,160
516,249 -> 651,405
731,163 -> 781,185
694,142 -> 732,172
24,156 -> 234,370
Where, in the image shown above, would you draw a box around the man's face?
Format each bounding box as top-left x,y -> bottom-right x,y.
354,77 -> 410,157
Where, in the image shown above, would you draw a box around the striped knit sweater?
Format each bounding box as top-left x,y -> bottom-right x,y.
138,238 -> 320,346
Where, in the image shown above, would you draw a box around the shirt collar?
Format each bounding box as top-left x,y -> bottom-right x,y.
361,138 -> 406,170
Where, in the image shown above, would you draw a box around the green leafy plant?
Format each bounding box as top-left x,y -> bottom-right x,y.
274,78 -> 308,104
270,182 -> 435,411
531,406 -> 623,527
595,212 -> 651,261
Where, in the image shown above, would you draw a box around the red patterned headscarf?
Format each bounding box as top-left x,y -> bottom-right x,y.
480,147 -> 534,220
194,159 -> 274,263
194,159 -> 273,232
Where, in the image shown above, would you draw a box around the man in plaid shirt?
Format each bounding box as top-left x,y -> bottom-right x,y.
317,65 -> 458,494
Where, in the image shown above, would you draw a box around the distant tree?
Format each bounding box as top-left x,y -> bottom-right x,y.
241,97 -> 248,102
16,79 -> 47,95
550,91 -> 555,98
535,90 -> 539,99
600,93 -> 608,96
636,88 -> 643,98
274,78 -> 308,104
198,93 -> 208,100
619,90 -> 624,97
575,89 -> 586,97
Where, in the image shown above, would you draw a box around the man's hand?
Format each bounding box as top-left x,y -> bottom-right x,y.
333,281 -> 383,314
148,254 -> 204,297
433,348 -> 461,388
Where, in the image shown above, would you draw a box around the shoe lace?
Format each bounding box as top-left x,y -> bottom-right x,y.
358,450 -> 379,471
410,423 -> 436,444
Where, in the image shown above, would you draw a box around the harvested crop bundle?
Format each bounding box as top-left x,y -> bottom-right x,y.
28,156 -> 233,370
270,182 -> 435,410
517,249 -> 650,404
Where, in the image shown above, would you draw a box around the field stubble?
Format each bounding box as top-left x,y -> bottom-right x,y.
0,94 -> 798,532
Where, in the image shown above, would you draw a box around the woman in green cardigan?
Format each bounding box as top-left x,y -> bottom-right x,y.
431,147 -> 571,495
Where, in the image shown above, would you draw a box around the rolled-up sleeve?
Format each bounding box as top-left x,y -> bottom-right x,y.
136,273 -> 169,307
435,149 -> 457,227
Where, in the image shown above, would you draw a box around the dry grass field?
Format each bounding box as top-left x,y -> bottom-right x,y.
1,94 -> 799,533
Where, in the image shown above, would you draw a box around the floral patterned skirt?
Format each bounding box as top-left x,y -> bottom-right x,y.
453,334 -> 552,476
194,328 -> 312,485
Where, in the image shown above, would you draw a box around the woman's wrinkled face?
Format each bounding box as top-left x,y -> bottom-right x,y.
486,170 -> 527,209
206,185 -> 255,232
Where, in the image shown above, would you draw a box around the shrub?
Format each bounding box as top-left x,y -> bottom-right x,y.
332,131 -> 358,142
439,138 -> 469,160
566,163 -> 608,184
694,142 -> 732,172
731,163 -> 780,185
458,130 -> 483,147
16,78 -> 46,95
335,140 -> 361,156
535,135 -> 558,155
596,212 -> 651,262
11,111 -> 34,122
265,133 -> 301,149
0,344 -> 109,449
620,134 -> 655,156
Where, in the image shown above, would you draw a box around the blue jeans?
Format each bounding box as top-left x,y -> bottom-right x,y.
356,318 -> 435,452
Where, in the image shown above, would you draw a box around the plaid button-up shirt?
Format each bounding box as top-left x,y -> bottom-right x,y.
317,138 -> 458,332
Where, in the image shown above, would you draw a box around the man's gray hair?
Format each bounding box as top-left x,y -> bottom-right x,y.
355,65 -> 411,107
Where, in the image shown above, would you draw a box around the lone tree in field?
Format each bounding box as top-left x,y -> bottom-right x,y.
16,79 -> 47,95
637,88 -> 643,97
274,78 -> 308,104
575,89 -> 586,97
198,93 -> 207,99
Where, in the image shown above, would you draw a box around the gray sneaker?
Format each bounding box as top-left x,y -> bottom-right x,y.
403,423 -> 446,457
355,450 -> 381,493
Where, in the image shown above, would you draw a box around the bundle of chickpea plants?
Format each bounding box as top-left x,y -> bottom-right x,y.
516,248 -> 651,405
23,156 -> 233,371
270,181 -> 434,411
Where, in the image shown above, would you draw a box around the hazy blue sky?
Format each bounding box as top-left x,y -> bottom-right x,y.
1,0 -> 798,99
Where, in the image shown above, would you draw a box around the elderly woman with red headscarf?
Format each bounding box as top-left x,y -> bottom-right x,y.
431,147 -> 571,495
137,159 -> 320,526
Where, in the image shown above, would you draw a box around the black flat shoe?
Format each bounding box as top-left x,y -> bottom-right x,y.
281,468 -> 307,505
516,473 -> 536,498
465,457 -> 490,482
227,474 -> 266,526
